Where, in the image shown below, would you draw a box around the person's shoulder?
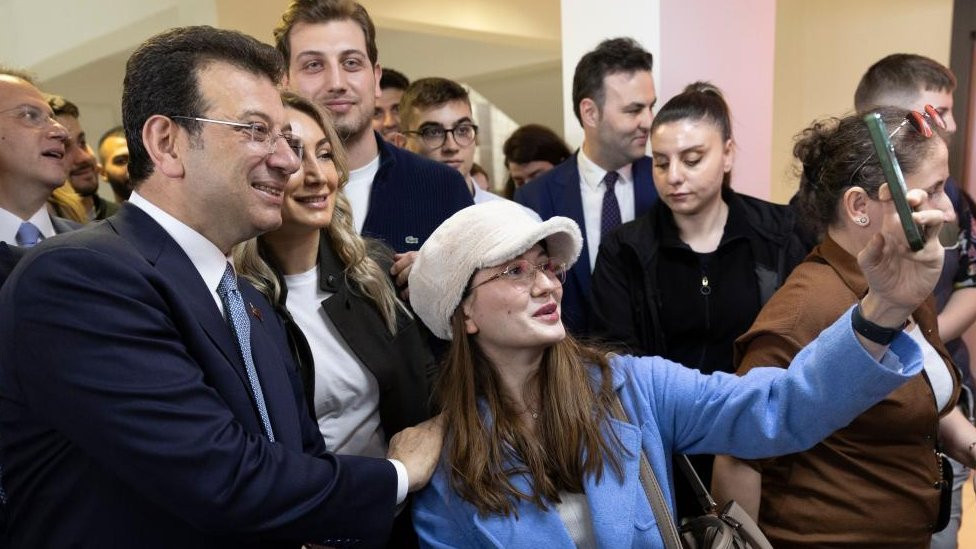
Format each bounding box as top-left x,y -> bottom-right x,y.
732,191 -> 795,234
384,143 -> 466,183
520,155 -> 578,192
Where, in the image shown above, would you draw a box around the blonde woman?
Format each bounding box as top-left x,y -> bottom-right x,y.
236,91 -> 435,544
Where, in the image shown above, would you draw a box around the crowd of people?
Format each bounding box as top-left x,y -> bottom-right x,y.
0,0 -> 972,547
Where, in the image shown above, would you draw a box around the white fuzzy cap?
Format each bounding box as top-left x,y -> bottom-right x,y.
409,201 -> 583,340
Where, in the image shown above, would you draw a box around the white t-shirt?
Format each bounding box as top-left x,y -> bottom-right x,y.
346,154 -> 381,234
906,324 -> 955,411
283,266 -> 387,458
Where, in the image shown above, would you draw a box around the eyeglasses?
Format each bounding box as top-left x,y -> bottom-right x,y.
0,105 -> 62,130
404,123 -> 478,149
171,116 -> 303,158
466,258 -> 567,295
849,105 -> 946,186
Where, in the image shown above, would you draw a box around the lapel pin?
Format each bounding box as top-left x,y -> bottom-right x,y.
249,302 -> 263,322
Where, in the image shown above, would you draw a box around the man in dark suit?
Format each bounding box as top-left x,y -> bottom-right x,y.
273,0 -> 473,296
0,26 -> 441,548
515,38 -> 659,334
0,68 -> 78,246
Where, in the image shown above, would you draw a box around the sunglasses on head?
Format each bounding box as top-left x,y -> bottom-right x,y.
848,104 -> 946,187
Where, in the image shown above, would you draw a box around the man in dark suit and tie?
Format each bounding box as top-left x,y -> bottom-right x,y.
0,68 -> 77,247
515,38 -> 659,334
0,26 -> 440,548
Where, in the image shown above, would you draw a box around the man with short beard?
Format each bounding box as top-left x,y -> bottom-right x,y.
514,38 -> 660,335
98,125 -> 132,203
274,0 -> 472,293
48,95 -> 119,221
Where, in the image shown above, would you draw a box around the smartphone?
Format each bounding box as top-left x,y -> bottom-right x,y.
863,112 -> 924,251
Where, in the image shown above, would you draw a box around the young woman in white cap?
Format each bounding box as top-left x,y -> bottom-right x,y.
407,195 -> 946,548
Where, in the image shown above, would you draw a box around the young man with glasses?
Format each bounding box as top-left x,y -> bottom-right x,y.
0,26 -> 443,548
400,77 -> 491,203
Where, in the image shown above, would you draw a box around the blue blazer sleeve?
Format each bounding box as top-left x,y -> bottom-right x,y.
620,307 -> 923,458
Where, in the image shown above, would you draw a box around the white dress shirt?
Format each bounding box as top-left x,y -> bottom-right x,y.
0,205 -> 57,245
577,149 -> 635,271
128,192 -> 409,504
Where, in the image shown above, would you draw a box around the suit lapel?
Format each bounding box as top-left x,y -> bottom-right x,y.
632,156 -> 658,217
106,205 -> 250,393
240,283 -> 303,449
551,156 -> 592,296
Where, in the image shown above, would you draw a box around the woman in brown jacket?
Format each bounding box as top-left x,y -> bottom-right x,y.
712,108 -> 976,548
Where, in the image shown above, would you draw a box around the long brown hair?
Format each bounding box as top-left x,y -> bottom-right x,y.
439,311 -> 623,516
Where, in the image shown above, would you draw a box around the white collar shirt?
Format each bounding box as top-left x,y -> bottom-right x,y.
0,205 -> 57,245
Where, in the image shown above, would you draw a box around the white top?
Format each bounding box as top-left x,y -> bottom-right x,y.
0,205 -> 57,245
283,266 -> 387,459
129,192 -> 408,503
555,490 -> 598,548
906,324 -> 955,411
472,181 -> 503,205
577,148 -> 635,271
346,154 -> 381,234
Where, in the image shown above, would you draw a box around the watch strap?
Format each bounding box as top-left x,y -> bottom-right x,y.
851,303 -> 902,345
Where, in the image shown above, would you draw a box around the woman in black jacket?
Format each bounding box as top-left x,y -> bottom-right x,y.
236,92 -> 435,547
589,82 -> 807,519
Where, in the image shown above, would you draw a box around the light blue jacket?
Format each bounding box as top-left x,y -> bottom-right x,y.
413,307 -> 923,548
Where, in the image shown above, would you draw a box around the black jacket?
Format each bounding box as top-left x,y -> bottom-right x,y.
263,232 -> 437,442
590,189 -> 808,356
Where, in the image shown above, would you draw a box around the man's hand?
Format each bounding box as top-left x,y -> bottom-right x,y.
387,414 -> 445,492
391,251 -> 418,301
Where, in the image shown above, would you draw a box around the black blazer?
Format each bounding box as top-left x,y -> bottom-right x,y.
267,232 -> 436,443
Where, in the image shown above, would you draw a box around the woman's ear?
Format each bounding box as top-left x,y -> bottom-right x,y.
461,299 -> 479,335
841,186 -> 871,226
722,138 -> 735,173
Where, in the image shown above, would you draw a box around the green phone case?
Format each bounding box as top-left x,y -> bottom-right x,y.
864,112 -> 924,251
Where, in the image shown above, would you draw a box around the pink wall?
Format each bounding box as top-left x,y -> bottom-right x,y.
659,0 -> 777,200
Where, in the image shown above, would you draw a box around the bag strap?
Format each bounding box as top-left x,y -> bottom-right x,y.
676,454 -> 719,513
609,395 -> 682,549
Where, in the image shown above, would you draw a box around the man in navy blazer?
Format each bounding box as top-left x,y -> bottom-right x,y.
516,38 -> 659,334
0,27 -> 441,548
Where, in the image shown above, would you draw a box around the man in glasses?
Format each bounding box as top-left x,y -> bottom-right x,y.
856,52 -> 971,549
0,68 -> 76,248
0,26 -> 442,548
400,77 -> 492,202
